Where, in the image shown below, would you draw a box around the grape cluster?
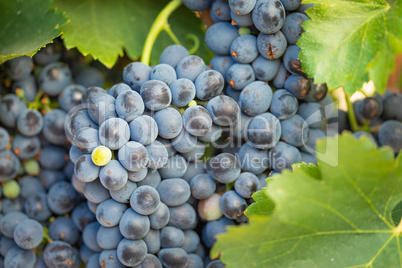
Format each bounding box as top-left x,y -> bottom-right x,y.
334,91 -> 402,154
0,43 -> 106,267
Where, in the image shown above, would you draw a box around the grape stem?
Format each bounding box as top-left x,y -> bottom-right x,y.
141,0 -> 183,66
343,88 -> 360,132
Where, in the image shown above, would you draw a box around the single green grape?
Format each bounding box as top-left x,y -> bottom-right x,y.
91,145 -> 112,166
188,100 -> 197,107
3,180 -> 20,199
24,159 -> 40,175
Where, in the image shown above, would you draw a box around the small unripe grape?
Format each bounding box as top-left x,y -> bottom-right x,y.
91,146 -> 112,166
3,180 -> 20,199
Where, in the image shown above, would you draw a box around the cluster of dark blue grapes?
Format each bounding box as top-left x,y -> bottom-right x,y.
335,92 -> 402,154
0,42 -> 107,268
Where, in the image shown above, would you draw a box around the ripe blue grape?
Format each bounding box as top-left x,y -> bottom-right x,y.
99,118 -> 130,150
270,89 -> 299,120
108,83 -> 131,98
229,0 -> 256,15
130,185 -> 160,215
83,179 -> 111,204
297,102 -> 326,128
97,226 -> 123,250
96,199 -> 127,227
48,217 -> 79,245
239,81 -> 273,116
16,109 -> 44,137
168,203 -> 197,230
230,35 -> 258,64
169,80 -> 195,109
123,62 -> 152,92
5,246 -> 36,268
234,172 -> 260,198
230,11 -> 253,26
38,62 -> 72,96
284,74 -> 312,99
6,56 -> 33,80
129,115 -> 158,145
150,64 -> 177,86
280,114 -> 309,147
153,107 -> 183,139
252,55 -> 280,81
143,228 -> 161,254
43,241 -> 77,267
206,95 -> 240,126
281,12 -> 309,44
301,128 -> 326,153
110,180 -> 137,203
161,226 -> 185,248
176,55 -> 206,82
12,134 -> 40,160
115,90 -> 145,122
12,75 -> 37,102
172,130 -> 197,153
74,154 -> 100,182
118,141 -> 149,172
195,70 -> 225,101
279,0 -> 301,10
283,45 -> 304,76
157,178 -> 190,206
207,153 -> 241,183
0,94 -> 27,128
136,254 -> 163,268
378,120 -> 402,154
181,140 -> 206,162
211,0 -> 231,21
237,142 -> 269,174
39,145 -> 67,170
252,0 -> 285,34
205,22 -> 239,55
269,141 -> 301,172
209,56 -> 235,77
0,212 -> 28,238
72,127 -> 100,153
58,84 -> 85,112
160,45 -> 190,68
149,202 -> 170,230
257,31 -> 287,60
220,190 -> 247,219
119,208 -> 150,239
158,248 -> 188,268
140,80 -> 172,111
226,63 -> 255,90
190,174 -> 216,200
247,113 -> 281,149
23,192 -> 52,221
99,160 -> 128,191
117,238 -> 147,266
99,250 -> 124,267
182,105 -> 213,137
47,181 -> 78,214
71,202 -> 96,231
42,109 -> 67,145
145,141 -> 169,169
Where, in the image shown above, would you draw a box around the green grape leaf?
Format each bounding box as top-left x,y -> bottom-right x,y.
245,190 -> 274,217
51,0 -> 207,68
298,0 -> 402,94
0,0 -> 67,64
212,133 -> 402,267
292,162 -> 321,180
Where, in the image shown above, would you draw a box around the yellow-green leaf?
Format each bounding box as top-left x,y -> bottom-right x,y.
298,0 -> 402,94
